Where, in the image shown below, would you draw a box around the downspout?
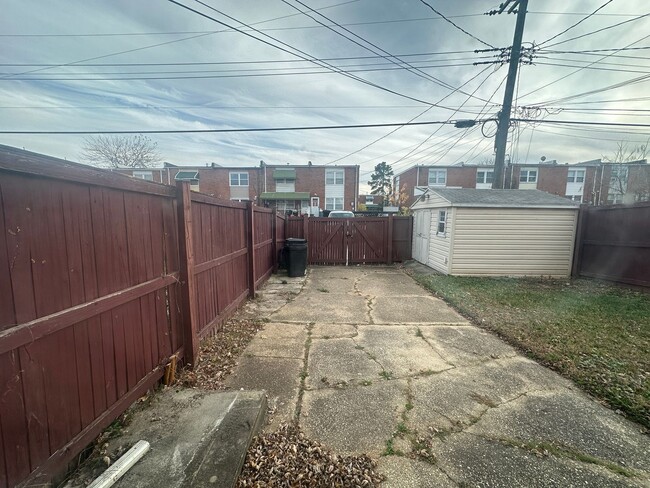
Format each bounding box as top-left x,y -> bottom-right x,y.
354,165 -> 359,210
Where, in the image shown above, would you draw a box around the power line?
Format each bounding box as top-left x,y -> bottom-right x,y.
542,12 -> 650,49
166,0 -> 465,111
325,65 -> 494,165
280,0 -> 493,103
417,0 -> 495,48
537,0 -> 614,47
513,118 -> 650,128
0,50 -> 487,68
534,61 -> 650,75
0,118 -> 495,135
518,33 -> 650,101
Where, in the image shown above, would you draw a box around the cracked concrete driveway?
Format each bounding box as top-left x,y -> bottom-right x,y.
227,266 -> 650,487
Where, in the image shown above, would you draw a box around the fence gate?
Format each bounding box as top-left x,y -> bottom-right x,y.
308,218 -> 388,265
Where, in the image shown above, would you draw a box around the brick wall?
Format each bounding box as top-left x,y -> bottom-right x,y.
447,167 -> 477,188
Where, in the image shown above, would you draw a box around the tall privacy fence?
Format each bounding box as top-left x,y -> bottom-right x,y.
0,147 -> 285,487
572,202 -> 650,287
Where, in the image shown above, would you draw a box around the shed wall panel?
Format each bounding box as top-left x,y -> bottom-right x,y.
427,208 -> 452,274
450,208 -> 577,277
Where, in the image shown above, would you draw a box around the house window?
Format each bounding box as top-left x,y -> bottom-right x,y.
230,172 -> 249,186
133,170 -> 153,181
325,197 -> 344,210
437,210 -> 447,235
275,178 -> 295,192
567,169 -> 585,183
428,169 -> 446,186
520,169 -> 537,183
567,195 -> 582,202
476,170 -> 494,184
326,170 -> 344,185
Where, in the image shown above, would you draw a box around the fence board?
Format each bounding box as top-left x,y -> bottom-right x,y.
574,203 -> 650,287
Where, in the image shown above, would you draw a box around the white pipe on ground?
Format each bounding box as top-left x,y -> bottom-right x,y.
87,440 -> 151,488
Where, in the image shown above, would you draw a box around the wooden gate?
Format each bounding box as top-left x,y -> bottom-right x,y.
307,218 -> 389,265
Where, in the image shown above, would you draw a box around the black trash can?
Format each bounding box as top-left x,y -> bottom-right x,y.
285,238 -> 308,277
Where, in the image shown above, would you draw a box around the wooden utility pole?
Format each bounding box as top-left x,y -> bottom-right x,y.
492,0 -> 528,189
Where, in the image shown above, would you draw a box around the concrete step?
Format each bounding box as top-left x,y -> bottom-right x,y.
112,389 -> 266,488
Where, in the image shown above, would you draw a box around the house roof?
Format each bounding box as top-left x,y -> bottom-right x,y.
417,188 -> 579,209
260,192 -> 310,200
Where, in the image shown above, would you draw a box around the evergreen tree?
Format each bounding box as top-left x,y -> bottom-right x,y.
369,161 -> 394,205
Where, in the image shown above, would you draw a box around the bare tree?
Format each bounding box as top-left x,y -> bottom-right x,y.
81,134 -> 161,168
602,139 -> 649,203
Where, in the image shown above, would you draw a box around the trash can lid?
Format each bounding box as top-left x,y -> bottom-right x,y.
286,238 -> 307,244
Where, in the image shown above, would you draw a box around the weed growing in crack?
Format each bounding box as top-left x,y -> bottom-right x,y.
360,380 -> 373,386
355,345 -> 364,350
415,328 -> 424,338
379,371 -> 393,380
317,287 -> 330,293
396,422 -> 408,434
405,403 -> 414,411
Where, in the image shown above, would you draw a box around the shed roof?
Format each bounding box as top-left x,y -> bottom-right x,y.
416,188 -> 579,209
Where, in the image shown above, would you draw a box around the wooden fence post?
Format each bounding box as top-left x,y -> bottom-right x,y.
271,211 -> 278,272
303,213 -> 309,242
247,201 -> 256,297
387,214 -> 394,265
176,181 -> 199,368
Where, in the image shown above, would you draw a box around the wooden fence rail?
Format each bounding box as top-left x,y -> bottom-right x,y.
0,146 -> 283,488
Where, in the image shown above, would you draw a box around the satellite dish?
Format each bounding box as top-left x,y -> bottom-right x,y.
540,156 -> 547,162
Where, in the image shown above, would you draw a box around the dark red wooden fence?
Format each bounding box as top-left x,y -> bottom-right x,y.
286,215 -> 412,265
573,202 -> 650,287
0,146 -> 282,487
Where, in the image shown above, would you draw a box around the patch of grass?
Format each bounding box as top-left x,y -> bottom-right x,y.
415,328 -> 424,338
317,287 -> 330,293
299,371 -> 309,380
355,345 -> 365,350
382,438 -> 395,456
499,438 -> 636,478
379,371 -> 393,380
396,422 -> 408,434
360,380 -> 373,386
405,402 -> 414,411
413,274 -> 650,428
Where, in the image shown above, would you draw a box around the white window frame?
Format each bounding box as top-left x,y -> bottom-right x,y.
436,209 -> 447,236
567,169 -> 585,183
133,170 -> 153,181
520,169 -> 538,183
325,197 -> 344,210
428,169 -> 447,186
326,169 -> 344,185
229,172 -> 249,186
476,170 -> 494,185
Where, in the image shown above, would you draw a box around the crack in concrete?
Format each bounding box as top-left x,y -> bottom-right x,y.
351,335 -> 388,372
294,322 -> 314,423
416,327 -> 458,367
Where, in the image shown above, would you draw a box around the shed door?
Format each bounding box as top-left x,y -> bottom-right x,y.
413,210 -> 431,265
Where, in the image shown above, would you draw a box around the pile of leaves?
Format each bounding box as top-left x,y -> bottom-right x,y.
238,423 -> 383,487
178,318 -> 264,390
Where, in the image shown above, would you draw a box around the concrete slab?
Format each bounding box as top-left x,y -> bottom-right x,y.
421,325 -> 517,366
468,389 -> 650,472
300,380 -> 407,456
258,322 -> 307,339
372,296 -> 468,324
433,432 -> 635,488
307,276 -> 358,295
311,323 -> 358,338
309,266 -> 365,279
306,338 -> 382,388
271,291 -> 369,323
355,326 -> 452,377
244,334 -> 305,359
377,456 -> 457,488
356,273 -> 428,297
112,389 -> 266,488
225,356 -> 302,428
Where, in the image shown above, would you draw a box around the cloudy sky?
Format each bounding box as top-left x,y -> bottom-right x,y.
1,0 -> 649,186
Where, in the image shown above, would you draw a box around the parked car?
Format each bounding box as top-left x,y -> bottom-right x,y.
328,210 -> 355,218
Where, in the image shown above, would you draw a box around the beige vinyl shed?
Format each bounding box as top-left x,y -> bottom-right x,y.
411,188 -> 580,277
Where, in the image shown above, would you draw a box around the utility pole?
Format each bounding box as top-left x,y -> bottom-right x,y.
492,0 -> 528,189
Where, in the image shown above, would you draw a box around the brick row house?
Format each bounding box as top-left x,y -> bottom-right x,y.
394,159 -> 649,206
120,162 -> 360,214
